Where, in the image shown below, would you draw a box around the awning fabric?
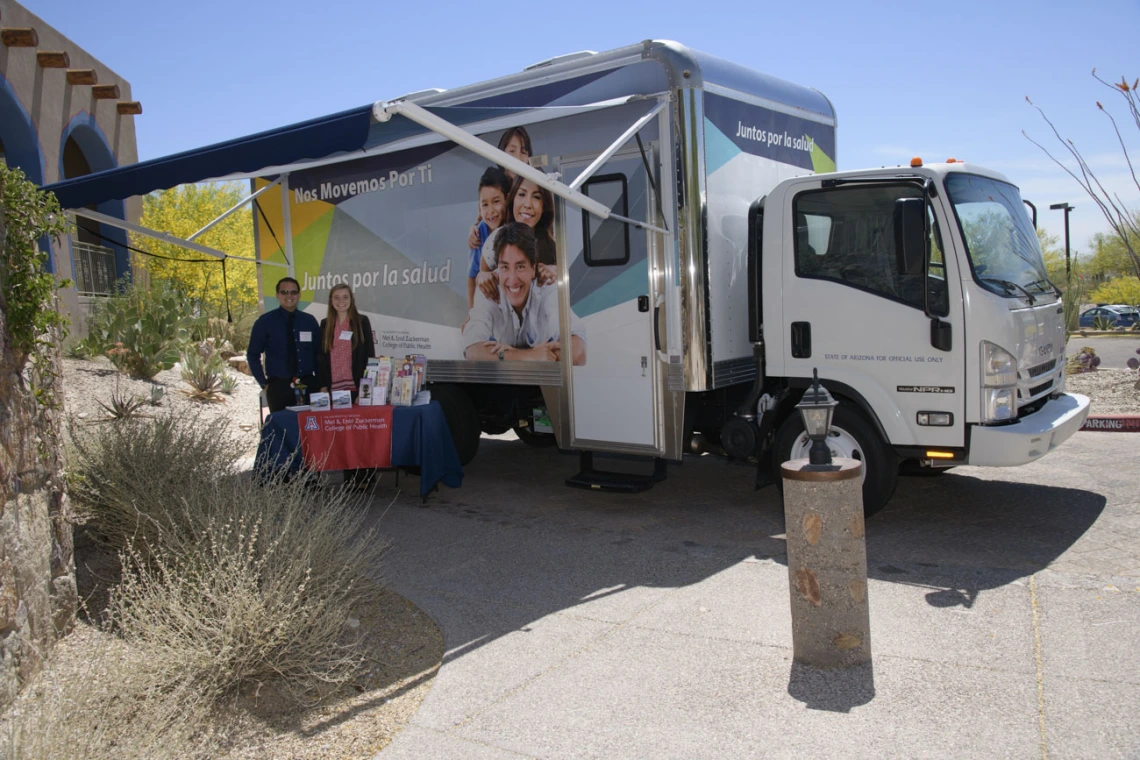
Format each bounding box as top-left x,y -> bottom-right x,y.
45,105 -> 374,210
41,99 -> 643,210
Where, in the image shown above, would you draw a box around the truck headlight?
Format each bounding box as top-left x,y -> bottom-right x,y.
981,341 -> 1018,423
982,341 -> 1017,387
982,388 -> 1016,422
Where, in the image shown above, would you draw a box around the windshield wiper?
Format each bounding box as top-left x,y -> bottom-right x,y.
981,277 -> 1036,304
1026,277 -> 1061,297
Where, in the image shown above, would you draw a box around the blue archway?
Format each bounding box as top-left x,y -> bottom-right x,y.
0,72 -> 52,271
60,112 -> 130,283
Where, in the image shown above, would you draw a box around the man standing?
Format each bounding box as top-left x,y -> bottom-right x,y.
247,277 -> 320,412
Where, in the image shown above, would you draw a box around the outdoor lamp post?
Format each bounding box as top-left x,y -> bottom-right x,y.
796,369 -> 839,469
1050,202 -> 1074,280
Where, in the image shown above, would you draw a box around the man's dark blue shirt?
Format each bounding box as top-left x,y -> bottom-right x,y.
246,307 -> 320,387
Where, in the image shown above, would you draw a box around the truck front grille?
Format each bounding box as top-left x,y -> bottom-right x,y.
1025,359 -> 1056,379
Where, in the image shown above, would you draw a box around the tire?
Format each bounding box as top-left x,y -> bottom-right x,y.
773,403 -> 898,517
427,383 -> 480,466
512,424 -> 556,448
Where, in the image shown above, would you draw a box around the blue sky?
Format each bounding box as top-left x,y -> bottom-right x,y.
26,0 -> 1140,253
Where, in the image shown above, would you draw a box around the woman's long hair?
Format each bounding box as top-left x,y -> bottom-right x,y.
508,172 -> 557,266
322,283 -> 364,352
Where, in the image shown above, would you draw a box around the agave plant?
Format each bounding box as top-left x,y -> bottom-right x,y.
180,349 -> 225,403
96,383 -> 149,422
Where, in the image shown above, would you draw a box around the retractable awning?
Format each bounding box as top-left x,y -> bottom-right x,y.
42,97 -> 652,211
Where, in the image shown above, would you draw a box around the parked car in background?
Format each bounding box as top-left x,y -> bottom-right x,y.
1079,305 -> 1140,328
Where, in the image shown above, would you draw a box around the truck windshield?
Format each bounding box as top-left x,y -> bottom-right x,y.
946,173 -> 1056,303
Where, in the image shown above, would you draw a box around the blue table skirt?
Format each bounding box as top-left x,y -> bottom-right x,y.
256,401 -> 463,497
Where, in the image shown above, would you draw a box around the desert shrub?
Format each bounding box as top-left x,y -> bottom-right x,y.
82,282 -> 198,378
1066,346 -> 1102,374
0,625 -> 218,760
68,412 -> 244,554
107,472 -> 387,706
180,346 -> 226,402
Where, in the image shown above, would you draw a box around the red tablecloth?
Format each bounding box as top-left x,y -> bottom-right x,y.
297,405 -> 394,471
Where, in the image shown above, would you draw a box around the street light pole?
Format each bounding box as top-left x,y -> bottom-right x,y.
1050,202 -> 1074,280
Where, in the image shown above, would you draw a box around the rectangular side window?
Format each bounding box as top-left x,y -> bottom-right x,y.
794,184 -> 930,311
581,174 -> 630,266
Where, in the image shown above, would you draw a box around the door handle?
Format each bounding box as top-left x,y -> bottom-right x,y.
791,322 -> 811,358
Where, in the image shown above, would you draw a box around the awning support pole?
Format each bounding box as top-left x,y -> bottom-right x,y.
189,177 -> 281,241
569,100 -> 667,191
69,208 -> 288,269
280,172 -> 295,278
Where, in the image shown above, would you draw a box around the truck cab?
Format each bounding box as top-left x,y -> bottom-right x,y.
751,160 -> 1090,513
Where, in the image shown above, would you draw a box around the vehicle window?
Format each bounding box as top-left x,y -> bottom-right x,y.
793,183 -> 936,312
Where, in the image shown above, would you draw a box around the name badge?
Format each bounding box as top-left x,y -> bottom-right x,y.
339,330 -> 353,341
299,331 -> 312,342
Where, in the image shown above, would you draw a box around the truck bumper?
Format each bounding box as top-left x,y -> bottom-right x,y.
967,393 -> 1091,467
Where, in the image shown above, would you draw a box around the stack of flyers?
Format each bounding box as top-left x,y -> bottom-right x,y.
392,374 -> 415,406
331,390 -> 352,409
407,354 -> 427,394
373,356 -> 394,401
309,392 -> 331,411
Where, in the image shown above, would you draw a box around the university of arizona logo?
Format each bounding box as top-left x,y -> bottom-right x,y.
303,415 -> 320,431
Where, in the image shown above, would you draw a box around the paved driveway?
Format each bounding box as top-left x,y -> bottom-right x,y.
371,431 -> 1140,759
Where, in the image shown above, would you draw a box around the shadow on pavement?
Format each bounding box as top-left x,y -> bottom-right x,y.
370,435 -> 1107,681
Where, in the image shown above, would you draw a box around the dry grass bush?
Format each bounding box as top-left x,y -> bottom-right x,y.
68,411 -> 245,555
1,624 -> 220,760
108,470 -> 388,707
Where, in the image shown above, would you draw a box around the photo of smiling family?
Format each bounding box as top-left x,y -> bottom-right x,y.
460,126 -> 587,366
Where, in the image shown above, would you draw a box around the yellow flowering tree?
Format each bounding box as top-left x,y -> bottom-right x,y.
132,183 -> 258,324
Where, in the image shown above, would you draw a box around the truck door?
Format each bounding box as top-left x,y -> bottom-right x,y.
558,149 -> 661,452
780,180 -> 966,451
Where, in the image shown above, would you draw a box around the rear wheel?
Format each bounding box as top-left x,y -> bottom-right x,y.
773,403 -> 898,517
427,383 -> 480,466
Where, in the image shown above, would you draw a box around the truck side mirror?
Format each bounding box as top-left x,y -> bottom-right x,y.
893,198 -> 926,277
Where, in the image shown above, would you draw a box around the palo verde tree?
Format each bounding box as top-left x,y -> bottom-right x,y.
133,183 -> 258,324
1024,71 -> 1140,281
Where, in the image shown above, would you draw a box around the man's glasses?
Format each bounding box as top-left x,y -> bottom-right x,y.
278,290 -> 300,296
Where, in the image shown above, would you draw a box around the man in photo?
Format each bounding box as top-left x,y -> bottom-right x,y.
463,223 -> 586,365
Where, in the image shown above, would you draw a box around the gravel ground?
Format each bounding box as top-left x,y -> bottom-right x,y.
54,354 -> 443,758
1064,368 -> 1140,415
61,355 -> 265,453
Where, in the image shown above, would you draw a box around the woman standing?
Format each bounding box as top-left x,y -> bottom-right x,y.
317,283 -> 376,396
317,284 -> 377,489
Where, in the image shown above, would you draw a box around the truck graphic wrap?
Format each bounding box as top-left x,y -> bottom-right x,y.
254,100 -> 660,364
703,93 -> 837,368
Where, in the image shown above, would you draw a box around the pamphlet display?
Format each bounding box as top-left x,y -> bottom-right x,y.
331,390 -> 352,409
358,377 -> 374,406
309,392 -> 331,411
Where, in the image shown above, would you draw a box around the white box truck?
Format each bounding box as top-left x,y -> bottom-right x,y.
250,40 -> 1090,514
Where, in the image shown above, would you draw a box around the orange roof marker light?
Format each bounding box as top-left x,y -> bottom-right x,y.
946,157 -> 962,163
910,157 -> 923,167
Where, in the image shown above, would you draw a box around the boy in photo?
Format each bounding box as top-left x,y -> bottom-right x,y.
468,166 -> 512,308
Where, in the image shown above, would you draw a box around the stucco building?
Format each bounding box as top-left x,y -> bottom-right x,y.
0,0 -> 141,328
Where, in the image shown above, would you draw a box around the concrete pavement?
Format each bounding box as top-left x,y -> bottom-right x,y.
366,431 -> 1140,759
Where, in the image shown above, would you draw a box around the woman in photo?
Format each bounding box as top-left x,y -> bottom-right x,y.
474,173 -> 558,303
463,223 -> 586,366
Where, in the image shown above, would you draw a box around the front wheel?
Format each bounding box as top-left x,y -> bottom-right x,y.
772,404 -> 898,517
